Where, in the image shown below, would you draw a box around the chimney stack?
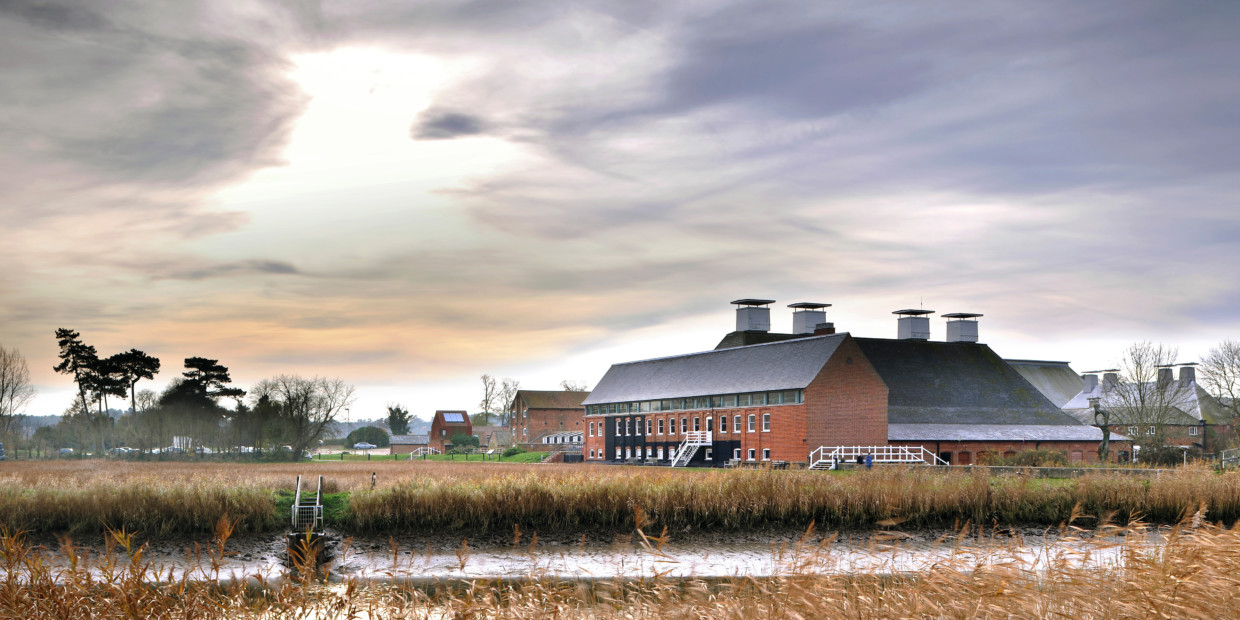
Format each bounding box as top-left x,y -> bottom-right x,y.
789,302 -> 831,335
814,322 -> 836,335
1158,367 -> 1174,388
893,309 -> 935,340
943,312 -> 982,343
1179,364 -> 1197,387
731,299 -> 774,333
1102,372 -> 1119,392
1081,373 -> 1099,394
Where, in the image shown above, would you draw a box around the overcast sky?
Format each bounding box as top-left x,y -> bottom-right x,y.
3,1 -> 1238,419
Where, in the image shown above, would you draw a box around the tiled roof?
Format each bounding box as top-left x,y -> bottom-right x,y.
1005,359 -> 1084,408
582,334 -> 847,405
1064,381 -> 1228,424
390,434 -> 430,445
514,390 -> 591,409
889,423 -> 1122,442
853,338 -> 1081,426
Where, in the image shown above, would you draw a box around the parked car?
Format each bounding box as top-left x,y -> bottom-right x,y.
59,448 -> 74,456
353,442 -> 377,450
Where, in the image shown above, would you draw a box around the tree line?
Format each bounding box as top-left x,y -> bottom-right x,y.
22,329 -> 355,460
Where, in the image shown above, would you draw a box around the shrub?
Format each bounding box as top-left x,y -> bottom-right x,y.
346,426 -> 390,448
1141,446 -> 1189,467
450,433 -> 480,449
999,449 -> 1069,467
503,446 -> 525,458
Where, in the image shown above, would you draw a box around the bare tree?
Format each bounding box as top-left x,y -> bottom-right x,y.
250,375 -> 355,459
1201,340 -> 1240,420
499,378 -> 520,425
478,374 -> 499,425
559,379 -> 590,392
1106,342 -> 1192,455
0,345 -> 36,436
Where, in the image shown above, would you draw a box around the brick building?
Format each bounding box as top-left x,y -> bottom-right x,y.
429,410 -> 472,452
508,390 -> 590,444
390,434 -> 431,455
581,300 -> 1124,467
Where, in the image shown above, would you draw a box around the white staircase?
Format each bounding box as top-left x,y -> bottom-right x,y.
671,431 -> 712,467
808,445 -> 948,470
408,447 -> 441,459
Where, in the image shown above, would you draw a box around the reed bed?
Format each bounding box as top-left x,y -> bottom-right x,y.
6,461 -> 1240,536
349,463 -> 1240,534
3,518 -> 1240,617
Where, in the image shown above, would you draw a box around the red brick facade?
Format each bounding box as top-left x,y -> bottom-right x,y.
889,439 -> 1135,465
429,410 -> 472,452
509,390 -> 589,443
804,337 -> 888,449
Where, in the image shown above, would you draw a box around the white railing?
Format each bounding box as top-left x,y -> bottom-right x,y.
408,447 -> 441,459
1222,448 -> 1240,469
808,445 -> 947,470
671,431 -> 713,467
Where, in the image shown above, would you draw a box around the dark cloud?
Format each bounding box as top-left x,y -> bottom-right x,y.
412,109 -> 487,140
162,259 -> 302,281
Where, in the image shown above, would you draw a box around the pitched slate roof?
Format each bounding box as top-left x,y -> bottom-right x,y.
1005,359 -> 1084,408
390,434 -> 430,445
582,334 -> 848,405
852,338 -> 1083,426
889,423 -> 1120,442
714,331 -> 811,350
514,390 -> 591,409
1063,381 -> 1226,425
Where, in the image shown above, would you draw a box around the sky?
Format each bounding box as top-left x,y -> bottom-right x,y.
2,1 -> 1239,420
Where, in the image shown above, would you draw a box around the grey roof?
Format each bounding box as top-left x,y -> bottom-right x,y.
1063,381 -> 1226,424
583,334 -> 847,405
714,331 -> 810,350
853,338 -> 1082,426
390,434 -> 429,445
889,423 -> 1122,442
1005,360 -> 1084,408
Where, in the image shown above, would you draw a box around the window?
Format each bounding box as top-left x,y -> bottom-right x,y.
589,422 -> 595,436
1190,426 -> 1199,436
710,396 -> 723,408
1146,425 -> 1155,436
733,448 -> 741,460
657,418 -> 665,434
589,449 -> 595,459
646,446 -> 653,458
734,415 -> 741,432
625,447 -> 631,459
762,413 -> 771,432
747,448 -> 756,461
781,390 -> 798,404
616,421 -> 622,437
682,417 -> 688,434
626,418 -> 632,436
706,417 -> 714,433
616,447 -> 622,460
748,414 -> 756,432
751,393 -> 766,406
720,416 -> 728,433
705,448 -> 713,460
658,447 -> 665,460
636,419 -> 642,436
441,429 -> 446,437
640,401 -> 651,413
646,419 -> 652,435
693,417 -> 700,432
762,449 -> 771,461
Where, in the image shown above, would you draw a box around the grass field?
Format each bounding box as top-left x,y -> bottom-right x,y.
3,461 -> 1240,537
311,450 -> 548,463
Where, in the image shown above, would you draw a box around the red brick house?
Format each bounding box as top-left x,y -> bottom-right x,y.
508,390 -> 590,444
581,300 -> 1124,467
429,410 -> 472,452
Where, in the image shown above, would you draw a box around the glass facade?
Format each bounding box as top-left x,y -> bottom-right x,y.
585,389 -> 804,416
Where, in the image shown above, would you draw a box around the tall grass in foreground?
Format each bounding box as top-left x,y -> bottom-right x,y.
3,518 -> 1240,617
349,464 -> 1240,533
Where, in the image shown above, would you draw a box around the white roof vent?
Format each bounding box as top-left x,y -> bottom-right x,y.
732,299 -> 774,332
943,312 -> 982,343
789,302 -> 831,335
893,309 -> 934,340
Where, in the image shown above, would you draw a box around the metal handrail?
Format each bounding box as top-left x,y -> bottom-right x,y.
809,445 -> 948,469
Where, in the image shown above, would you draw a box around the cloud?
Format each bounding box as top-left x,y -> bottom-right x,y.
412,109 -> 487,140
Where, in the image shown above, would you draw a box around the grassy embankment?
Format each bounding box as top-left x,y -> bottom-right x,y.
4,520 -> 1240,617
4,461 -> 1240,537
311,451 -> 547,463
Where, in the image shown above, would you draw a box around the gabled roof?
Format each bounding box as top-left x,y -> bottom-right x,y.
1064,381 -> 1227,424
853,338 -> 1081,426
582,334 -> 848,405
434,410 -> 471,425
714,331 -> 811,350
1005,359 -> 1084,408
513,390 -> 590,410
390,434 -> 429,445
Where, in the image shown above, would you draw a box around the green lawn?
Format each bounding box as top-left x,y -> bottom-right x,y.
310,451 -> 548,463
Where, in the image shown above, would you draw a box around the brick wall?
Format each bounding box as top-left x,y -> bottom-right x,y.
804,336 -> 889,451
511,407 -> 585,443
889,439 -> 1136,465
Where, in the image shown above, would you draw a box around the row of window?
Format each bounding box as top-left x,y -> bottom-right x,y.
585,390 -> 804,415
587,447 -> 772,461
587,413 -> 772,437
